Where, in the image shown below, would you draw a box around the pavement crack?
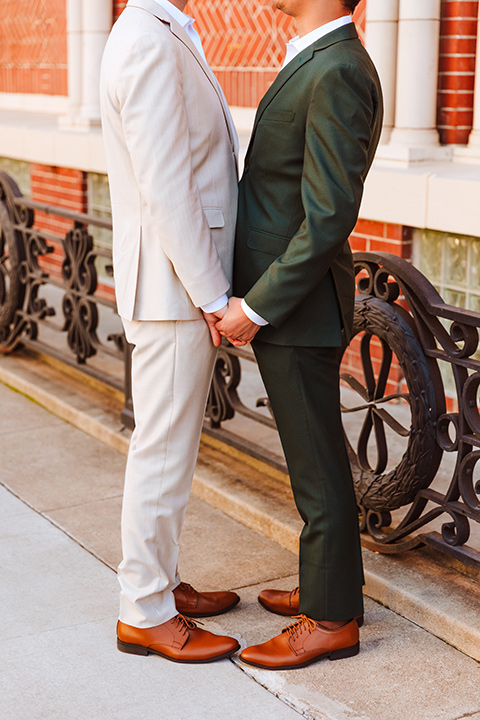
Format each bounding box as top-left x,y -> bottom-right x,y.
232,572 -> 298,592
0,481 -> 117,573
42,494 -> 123,512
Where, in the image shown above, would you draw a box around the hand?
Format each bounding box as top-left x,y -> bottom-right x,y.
202,305 -> 227,348
216,297 -> 261,346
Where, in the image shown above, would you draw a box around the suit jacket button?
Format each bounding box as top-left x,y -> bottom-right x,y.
244,163 -> 250,173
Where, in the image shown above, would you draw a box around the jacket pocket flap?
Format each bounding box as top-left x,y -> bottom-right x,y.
203,207 -> 225,228
263,109 -> 295,123
247,228 -> 290,256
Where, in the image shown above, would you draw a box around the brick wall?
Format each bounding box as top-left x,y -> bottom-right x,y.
349,219 -> 413,260
437,0 -> 479,144
31,165 -> 87,278
31,165 -> 87,231
28,163 -> 115,300
0,0 -> 67,95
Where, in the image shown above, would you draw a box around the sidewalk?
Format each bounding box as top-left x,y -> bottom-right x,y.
1,378 -> 480,720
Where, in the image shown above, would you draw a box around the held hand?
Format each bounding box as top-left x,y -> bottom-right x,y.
202,305 -> 227,348
216,297 -> 261,346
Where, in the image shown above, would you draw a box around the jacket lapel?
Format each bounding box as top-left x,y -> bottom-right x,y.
253,23 -> 359,130
127,0 -> 238,161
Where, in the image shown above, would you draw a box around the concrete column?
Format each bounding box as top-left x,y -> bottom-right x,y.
365,0 -> 399,144
65,0 -> 83,123
466,6 -> 480,151
61,0 -> 112,130
389,0 -> 442,148
80,0 -> 112,125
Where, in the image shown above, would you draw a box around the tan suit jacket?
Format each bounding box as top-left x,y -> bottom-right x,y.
100,0 -> 238,321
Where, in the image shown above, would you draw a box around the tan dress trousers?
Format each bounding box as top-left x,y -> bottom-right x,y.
118,317 -> 216,628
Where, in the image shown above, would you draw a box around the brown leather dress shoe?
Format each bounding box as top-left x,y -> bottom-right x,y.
258,586 -> 299,616
174,582 -> 240,617
240,615 -> 359,670
117,614 -> 240,663
258,587 -> 364,627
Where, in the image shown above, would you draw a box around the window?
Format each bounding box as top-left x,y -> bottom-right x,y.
88,172 -> 113,285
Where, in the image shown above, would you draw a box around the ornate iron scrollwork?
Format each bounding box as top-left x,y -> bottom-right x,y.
345,252 -> 480,559
0,172 -> 123,377
341,294 -> 442,512
0,171 -> 48,349
206,344 -> 242,427
0,198 -> 25,336
62,223 -> 99,363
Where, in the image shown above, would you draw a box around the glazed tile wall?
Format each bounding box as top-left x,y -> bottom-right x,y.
0,0 -> 67,95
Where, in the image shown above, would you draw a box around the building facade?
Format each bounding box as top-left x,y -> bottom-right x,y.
0,0 -> 479,371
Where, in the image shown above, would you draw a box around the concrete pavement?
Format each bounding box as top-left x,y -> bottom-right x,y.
1,368 -> 480,719
0,486 -> 302,720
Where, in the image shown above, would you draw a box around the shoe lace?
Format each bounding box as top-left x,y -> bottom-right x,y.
173,614 -> 198,636
283,614 -> 316,640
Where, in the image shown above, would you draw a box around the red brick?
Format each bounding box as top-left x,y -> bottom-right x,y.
438,54 -> 476,73
349,236 -> 367,252
386,223 -> 404,242
438,90 -> 474,107
31,164 -> 88,220
438,108 -> 474,126
439,37 -> 478,54
441,2 -> 479,19
113,2 -> 128,22
400,242 -> 412,260
441,127 -> 472,143
441,18 -> 478,35
445,396 -> 457,413
369,239 -> 405,256
354,219 -> 385,238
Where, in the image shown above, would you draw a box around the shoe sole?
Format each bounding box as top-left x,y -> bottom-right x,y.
117,638 -> 240,664
179,595 -> 240,618
257,599 -> 364,628
258,597 -> 296,617
239,641 -> 360,671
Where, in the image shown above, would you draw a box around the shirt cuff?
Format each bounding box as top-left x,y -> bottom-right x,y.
241,299 -> 269,326
201,294 -> 228,314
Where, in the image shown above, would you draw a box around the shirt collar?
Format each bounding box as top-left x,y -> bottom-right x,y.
283,15 -> 353,67
150,0 -> 195,29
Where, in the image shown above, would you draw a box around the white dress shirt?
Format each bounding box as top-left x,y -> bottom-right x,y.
151,0 -> 207,61
241,13 -> 354,327
282,15 -> 352,69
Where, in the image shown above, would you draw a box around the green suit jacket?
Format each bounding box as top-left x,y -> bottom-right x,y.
233,23 -> 383,346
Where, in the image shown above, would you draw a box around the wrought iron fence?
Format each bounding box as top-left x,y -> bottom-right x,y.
1,171 -> 479,568
347,253 -> 480,566
0,171 -> 130,417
